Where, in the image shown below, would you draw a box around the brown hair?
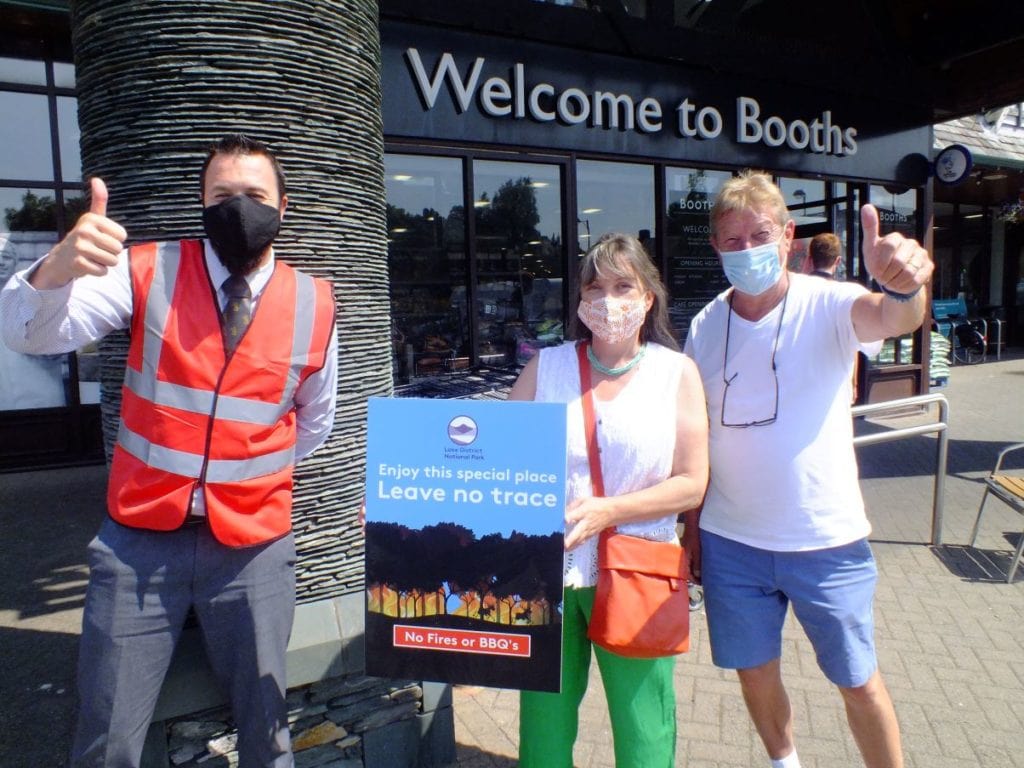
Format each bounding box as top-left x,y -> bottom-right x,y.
200,133 -> 287,199
570,232 -> 679,351
808,232 -> 842,270
710,169 -> 788,237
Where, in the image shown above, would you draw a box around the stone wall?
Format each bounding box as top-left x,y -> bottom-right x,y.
157,676 -> 454,768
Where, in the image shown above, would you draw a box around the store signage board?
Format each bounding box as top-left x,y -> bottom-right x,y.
405,48 -> 859,156
365,396 -> 568,692
381,20 -> 931,184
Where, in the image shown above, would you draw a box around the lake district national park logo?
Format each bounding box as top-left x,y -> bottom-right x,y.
447,415 -> 478,445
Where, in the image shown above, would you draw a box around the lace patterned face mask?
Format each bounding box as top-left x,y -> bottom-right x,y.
576,295 -> 648,344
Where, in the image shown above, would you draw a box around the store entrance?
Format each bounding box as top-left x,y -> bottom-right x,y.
384,149 -> 931,402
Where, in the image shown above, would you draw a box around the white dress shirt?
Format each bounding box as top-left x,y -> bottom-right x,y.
0,241 -> 338,464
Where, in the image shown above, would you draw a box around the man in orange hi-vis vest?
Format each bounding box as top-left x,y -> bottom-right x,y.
0,135 -> 338,767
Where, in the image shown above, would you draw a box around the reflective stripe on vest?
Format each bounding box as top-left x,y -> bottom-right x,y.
116,421 -> 296,483
120,241 -> 322,474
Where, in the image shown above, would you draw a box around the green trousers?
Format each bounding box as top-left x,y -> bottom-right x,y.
519,586 -> 677,768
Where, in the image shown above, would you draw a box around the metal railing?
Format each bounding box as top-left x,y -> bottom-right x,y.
852,393 -> 949,545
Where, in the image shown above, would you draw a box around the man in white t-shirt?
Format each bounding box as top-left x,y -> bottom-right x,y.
684,171 -> 931,768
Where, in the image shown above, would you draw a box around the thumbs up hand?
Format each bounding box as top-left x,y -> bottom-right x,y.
30,177 -> 128,290
860,204 -> 932,297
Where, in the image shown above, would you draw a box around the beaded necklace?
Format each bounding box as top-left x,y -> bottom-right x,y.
587,342 -> 647,376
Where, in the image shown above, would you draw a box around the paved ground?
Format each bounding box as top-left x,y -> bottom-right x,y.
448,351 -> 1024,768
0,462 -> 101,767
2,351 -> 1022,767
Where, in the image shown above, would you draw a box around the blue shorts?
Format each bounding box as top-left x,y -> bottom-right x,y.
700,530 -> 879,688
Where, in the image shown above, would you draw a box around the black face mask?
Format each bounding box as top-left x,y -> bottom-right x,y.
202,194 -> 281,275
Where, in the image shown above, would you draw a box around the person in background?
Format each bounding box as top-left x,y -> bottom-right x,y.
804,231 -> 859,400
684,170 -> 932,768
0,134 -> 338,768
804,231 -> 842,279
508,232 -> 709,768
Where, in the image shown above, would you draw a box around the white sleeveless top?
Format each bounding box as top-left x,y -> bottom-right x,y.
535,341 -> 685,588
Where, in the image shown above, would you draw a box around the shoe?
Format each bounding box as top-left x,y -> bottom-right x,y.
688,582 -> 704,612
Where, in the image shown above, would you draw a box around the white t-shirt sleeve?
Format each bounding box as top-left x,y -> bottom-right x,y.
829,280 -> 883,358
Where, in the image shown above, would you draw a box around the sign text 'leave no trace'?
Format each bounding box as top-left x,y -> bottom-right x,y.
375,463 -> 560,508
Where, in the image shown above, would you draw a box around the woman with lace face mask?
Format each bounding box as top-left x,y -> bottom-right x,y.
507,232 -> 710,768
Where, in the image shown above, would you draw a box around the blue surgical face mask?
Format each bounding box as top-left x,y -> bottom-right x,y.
720,240 -> 783,296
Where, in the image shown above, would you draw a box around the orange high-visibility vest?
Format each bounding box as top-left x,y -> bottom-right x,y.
107,239 -> 335,547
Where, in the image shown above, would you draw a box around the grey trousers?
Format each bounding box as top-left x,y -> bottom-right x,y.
71,516 -> 296,768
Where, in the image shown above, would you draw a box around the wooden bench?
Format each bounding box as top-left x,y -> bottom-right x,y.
969,443 -> 1024,582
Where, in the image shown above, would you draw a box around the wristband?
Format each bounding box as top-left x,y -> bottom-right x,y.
878,283 -> 922,303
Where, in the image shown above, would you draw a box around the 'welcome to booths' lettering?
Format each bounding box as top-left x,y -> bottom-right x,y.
405,48 -> 858,157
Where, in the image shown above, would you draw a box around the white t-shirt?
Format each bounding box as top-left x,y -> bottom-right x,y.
535,341 -> 684,587
684,273 -> 882,551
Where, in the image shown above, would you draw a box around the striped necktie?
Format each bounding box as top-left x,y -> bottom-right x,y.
221,274 -> 252,353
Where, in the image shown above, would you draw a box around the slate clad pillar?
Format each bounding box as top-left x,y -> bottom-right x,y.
70,0 -> 389,598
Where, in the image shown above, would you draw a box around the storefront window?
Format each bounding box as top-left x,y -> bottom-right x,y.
664,167 -> 731,341
576,159 -> 654,254
780,177 -> 828,272
57,96 -> 82,181
385,154 -> 467,381
473,159 -> 564,367
53,61 -> 76,89
386,153 -> 567,379
931,202 -> 992,369
1,91 -> 54,179
781,178 -> 827,227
0,56 -> 46,86
956,206 -> 988,306
1,57 -> 85,413
831,182 -> 860,280
1,188 -> 66,410
873,185 -> 917,238
933,201 -> 956,299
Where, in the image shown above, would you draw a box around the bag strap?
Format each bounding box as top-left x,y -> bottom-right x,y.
576,341 -> 605,498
